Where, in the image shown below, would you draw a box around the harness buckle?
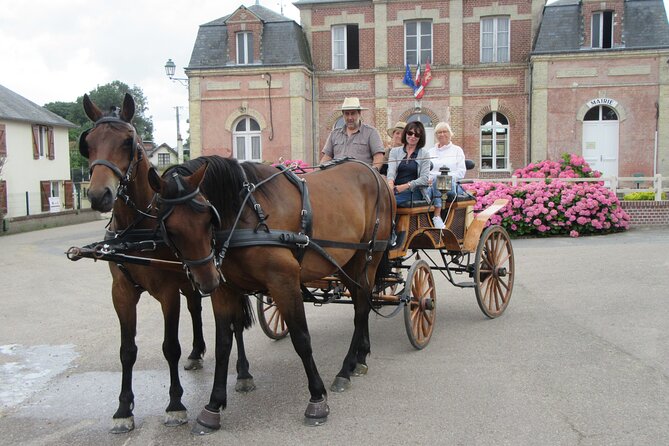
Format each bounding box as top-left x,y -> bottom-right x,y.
296,234 -> 310,248
140,240 -> 157,252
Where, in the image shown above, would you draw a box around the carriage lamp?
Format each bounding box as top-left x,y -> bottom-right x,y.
436,166 -> 453,193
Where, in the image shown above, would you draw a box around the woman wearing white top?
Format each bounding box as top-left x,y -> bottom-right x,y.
428,122 -> 466,228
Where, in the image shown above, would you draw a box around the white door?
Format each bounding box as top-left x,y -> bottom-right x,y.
582,105 -> 619,179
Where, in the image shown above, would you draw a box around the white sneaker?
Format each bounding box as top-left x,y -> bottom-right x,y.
432,216 -> 445,229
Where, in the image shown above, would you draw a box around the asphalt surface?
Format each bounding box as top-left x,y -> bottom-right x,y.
0,220 -> 668,445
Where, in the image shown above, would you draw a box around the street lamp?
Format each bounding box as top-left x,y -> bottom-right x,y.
164,58 -> 188,86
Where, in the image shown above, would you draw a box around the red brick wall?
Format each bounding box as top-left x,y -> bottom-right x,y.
621,201 -> 669,226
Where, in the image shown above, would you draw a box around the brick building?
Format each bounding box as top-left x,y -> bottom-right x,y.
186,0 -> 669,179
531,0 -> 669,179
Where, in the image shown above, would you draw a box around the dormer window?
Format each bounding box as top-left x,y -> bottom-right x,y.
592,11 -> 613,49
237,32 -> 254,65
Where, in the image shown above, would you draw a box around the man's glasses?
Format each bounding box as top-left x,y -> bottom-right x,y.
406,131 -> 421,137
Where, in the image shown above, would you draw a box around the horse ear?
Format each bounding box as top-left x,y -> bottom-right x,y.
120,93 -> 135,123
187,162 -> 209,188
148,167 -> 164,193
83,94 -> 103,122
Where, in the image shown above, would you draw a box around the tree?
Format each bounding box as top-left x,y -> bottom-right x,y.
45,81 -> 154,177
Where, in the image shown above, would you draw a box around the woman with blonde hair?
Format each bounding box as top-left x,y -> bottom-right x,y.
428,122 -> 466,228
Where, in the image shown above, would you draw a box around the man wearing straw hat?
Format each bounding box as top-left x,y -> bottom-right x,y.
320,97 -> 385,170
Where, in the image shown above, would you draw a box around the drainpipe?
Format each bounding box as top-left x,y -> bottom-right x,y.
528,61 -> 533,166
654,102 -> 659,175
311,68 -> 317,165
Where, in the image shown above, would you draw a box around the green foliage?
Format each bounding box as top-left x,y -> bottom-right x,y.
623,191 -> 667,201
44,81 -> 154,174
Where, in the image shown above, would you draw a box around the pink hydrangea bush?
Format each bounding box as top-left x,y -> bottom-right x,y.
464,154 -> 629,237
272,159 -> 311,173
514,153 -> 602,179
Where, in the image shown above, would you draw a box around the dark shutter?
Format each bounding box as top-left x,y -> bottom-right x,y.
347,25 -> 359,69
0,180 -> 7,216
47,126 -> 55,160
64,180 -> 74,209
32,125 -> 39,159
0,123 -> 6,156
603,11 -> 613,48
40,180 -> 50,212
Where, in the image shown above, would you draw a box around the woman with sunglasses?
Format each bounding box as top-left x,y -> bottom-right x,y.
386,121 -> 431,207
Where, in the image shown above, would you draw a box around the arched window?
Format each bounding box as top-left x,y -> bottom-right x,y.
480,112 -> 509,170
584,105 -> 618,121
233,116 -> 262,162
407,113 -> 435,149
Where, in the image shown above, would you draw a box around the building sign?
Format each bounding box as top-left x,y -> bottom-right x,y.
587,97 -> 618,108
49,197 -> 61,212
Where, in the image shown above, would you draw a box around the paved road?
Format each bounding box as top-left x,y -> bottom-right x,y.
0,221 -> 668,445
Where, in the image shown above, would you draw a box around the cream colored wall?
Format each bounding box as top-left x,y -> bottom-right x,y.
1,121 -> 71,218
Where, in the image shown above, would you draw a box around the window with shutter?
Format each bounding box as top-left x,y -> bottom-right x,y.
32,125 -> 39,159
64,180 -> 74,209
47,127 -> 55,160
0,180 -> 7,216
40,180 -> 51,212
0,123 -> 7,157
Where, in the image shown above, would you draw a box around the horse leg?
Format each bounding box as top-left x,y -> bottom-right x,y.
331,274 -> 373,393
270,282 -> 329,426
160,293 -> 188,426
110,281 -> 140,434
192,290 -> 236,435
183,289 -> 206,371
233,319 -> 255,393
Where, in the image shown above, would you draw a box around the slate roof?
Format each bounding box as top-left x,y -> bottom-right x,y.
188,4 -> 312,70
0,84 -> 76,128
533,0 -> 669,54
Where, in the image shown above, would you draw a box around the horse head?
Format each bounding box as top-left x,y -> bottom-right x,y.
80,93 -> 141,212
149,162 -> 222,294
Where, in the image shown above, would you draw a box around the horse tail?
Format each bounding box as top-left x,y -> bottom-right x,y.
240,294 -> 255,329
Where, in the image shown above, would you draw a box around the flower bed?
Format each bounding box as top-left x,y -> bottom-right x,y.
463,154 -> 630,237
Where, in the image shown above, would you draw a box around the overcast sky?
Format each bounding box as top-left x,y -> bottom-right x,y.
0,0 -> 300,146
0,1 -> 667,147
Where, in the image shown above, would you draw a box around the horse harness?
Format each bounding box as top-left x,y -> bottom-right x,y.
157,158 -> 390,290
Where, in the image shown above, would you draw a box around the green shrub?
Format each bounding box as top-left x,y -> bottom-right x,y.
623,191 -> 666,201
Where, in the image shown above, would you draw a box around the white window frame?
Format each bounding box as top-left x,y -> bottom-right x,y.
233,116 -> 262,162
237,32 -> 253,65
480,16 -> 510,63
404,20 -> 433,66
50,181 -> 60,198
480,111 -> 510,171
591,11 -> 613,49
157,153 -> 171,167
332,25 -> 347,70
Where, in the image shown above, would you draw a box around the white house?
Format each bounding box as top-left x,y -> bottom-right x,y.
146,142 -> 179,171
0,84 -> 77,219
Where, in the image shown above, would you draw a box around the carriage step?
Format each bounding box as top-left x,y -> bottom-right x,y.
454,281 -> 476,288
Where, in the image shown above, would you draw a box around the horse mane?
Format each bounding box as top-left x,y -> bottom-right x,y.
162,156 -> 268,226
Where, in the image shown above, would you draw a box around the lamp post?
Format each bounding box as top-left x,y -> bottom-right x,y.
164,58 -> 188,163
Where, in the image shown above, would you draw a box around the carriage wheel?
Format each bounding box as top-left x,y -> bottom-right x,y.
403,259 -> 436,350
474,225 -> 514,319
256,293 -> 289,340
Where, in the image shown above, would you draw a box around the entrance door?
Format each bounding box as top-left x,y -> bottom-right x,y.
582,105 -> 619,179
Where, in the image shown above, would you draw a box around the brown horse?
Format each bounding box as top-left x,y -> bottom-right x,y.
148,156 -> 395,432
81,94 -> 254,433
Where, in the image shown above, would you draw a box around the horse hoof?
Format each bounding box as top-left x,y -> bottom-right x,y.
191,421 -> 217,436
110,416 -> 135,434
164,410 -> 188,427
330,376 -> 351,393
235,378 -> 256,393
304,398 -> 329,426
192,408 -> 220,435
184,358 -> 204,371
352,363 -> 369,376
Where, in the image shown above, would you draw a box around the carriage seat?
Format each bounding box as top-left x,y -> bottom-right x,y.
397,199 -> 431,208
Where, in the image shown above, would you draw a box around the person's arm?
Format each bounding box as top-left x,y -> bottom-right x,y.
320,154 -> 333,164
368,128 -> 385,169
372,152 -> 384,170
321,132 -> 334,162
409,153 -> 431,190
453,146 -> 467,181
386,148 -> 398,184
